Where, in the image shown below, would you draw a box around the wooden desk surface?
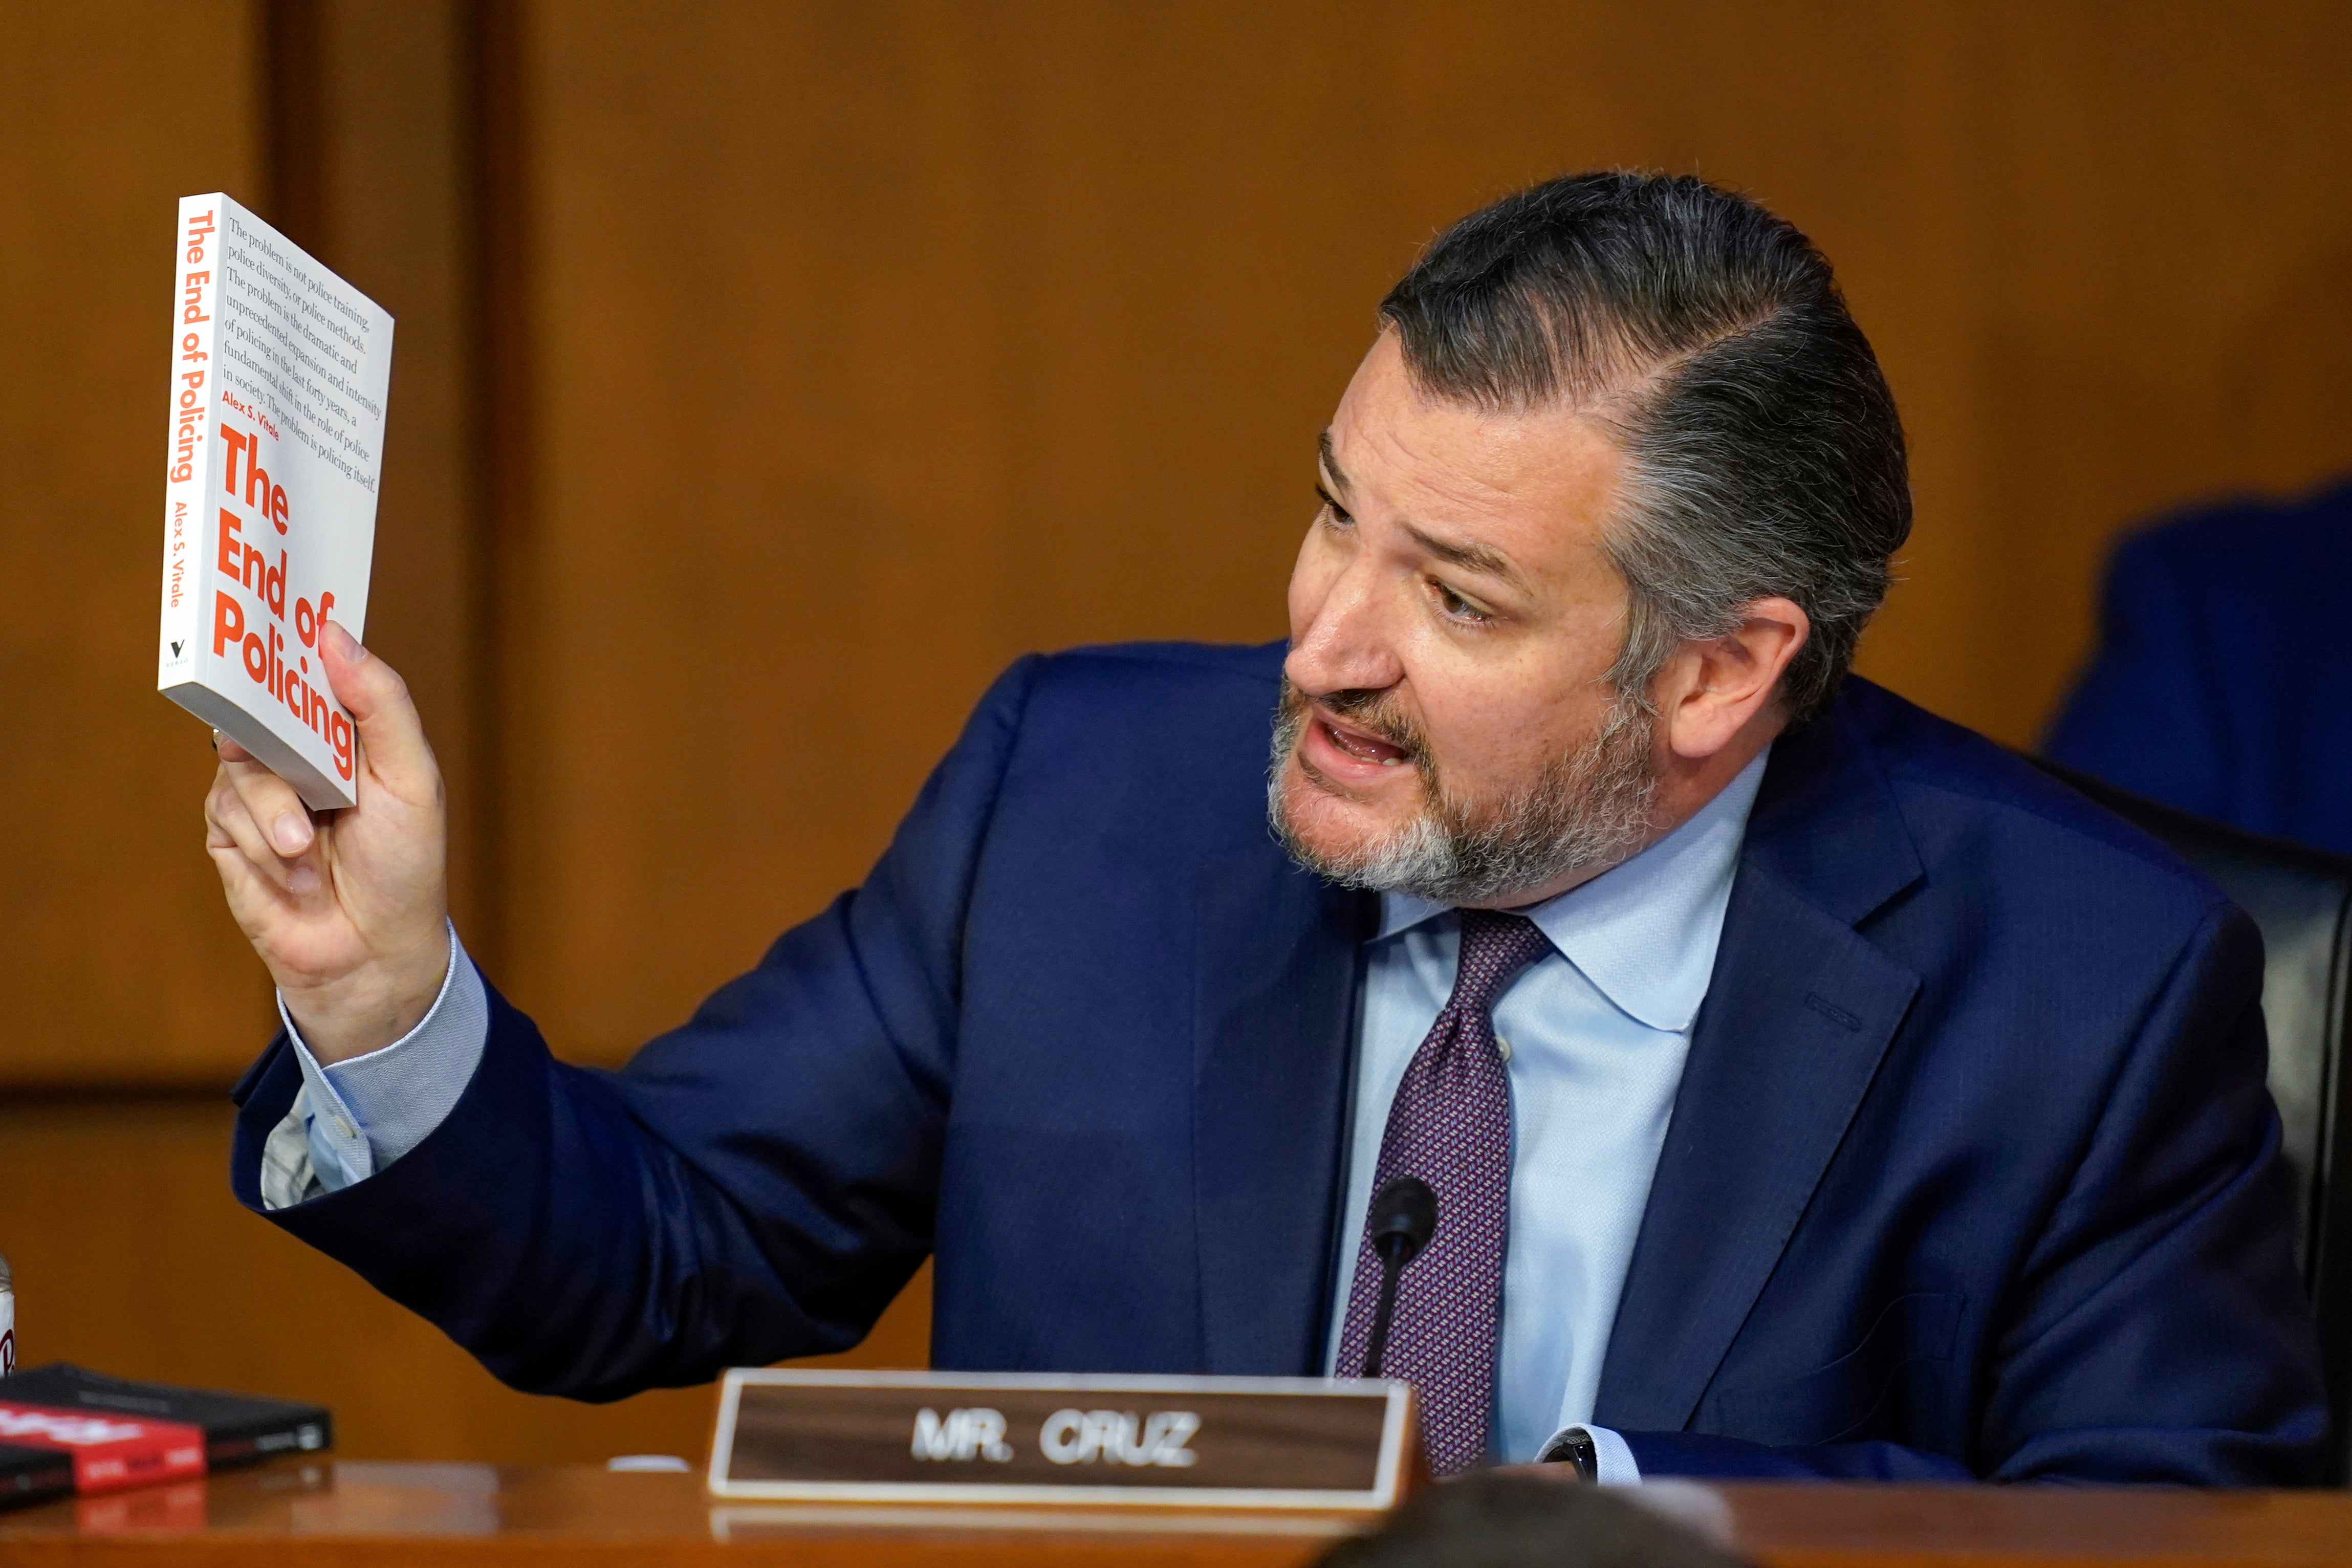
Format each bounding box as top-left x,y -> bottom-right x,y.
1,1461 -> 2349,1566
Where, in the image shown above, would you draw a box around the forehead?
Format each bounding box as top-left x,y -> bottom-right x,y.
1326,333 -> 1623,563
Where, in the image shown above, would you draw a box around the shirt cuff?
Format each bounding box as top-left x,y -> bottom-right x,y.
1537,1424 -> 1643,1485
1584,1425 -> 1641,1485
278,923 -> 490,1193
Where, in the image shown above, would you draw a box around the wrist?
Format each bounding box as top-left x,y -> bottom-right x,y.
281,927 -> 452,1063
1536,1426 -> 1598,1482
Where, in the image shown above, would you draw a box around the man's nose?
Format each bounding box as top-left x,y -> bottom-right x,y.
1287,562 -> 1404,699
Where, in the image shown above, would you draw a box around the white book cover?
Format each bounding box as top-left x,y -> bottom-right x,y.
157,193 -> 394,810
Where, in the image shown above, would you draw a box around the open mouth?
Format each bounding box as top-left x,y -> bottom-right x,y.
1317,712 -> 1414,768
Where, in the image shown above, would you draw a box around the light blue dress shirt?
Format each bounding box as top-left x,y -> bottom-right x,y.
277,922 -> 488,1192
1323,749 -> 1768,1476
275,753 -> 1769,1482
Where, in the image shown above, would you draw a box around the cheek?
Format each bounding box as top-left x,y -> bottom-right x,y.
1407,667 -> 1498,774
1419,661 -> 1605,782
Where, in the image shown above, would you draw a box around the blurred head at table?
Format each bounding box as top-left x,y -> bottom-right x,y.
1319,1475 -> 1749,1568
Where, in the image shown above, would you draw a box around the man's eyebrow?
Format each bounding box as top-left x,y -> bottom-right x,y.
1405,522 -> 1531,593
1317,428 -> 1349,493
1317,427 -> 1530,594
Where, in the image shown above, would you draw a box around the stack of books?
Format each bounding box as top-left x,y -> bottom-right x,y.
0,1365 -> 331,1511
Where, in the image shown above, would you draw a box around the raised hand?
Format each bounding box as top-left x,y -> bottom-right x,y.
204,621 -> 451,1063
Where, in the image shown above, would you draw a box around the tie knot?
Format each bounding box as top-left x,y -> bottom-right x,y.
1448,909 -> 1553,1018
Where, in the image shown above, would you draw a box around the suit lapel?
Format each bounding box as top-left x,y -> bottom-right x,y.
1595,693 -> 1925,1431
1192,845 -> 1373,1374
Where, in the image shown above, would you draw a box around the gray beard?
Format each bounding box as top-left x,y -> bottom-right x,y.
1266,683 -> 1659,906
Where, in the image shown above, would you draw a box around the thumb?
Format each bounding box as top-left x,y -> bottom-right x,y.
320,620 -> 437,797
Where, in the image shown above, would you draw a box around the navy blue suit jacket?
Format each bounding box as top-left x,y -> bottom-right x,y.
232,643 -> 2326,1483
2045,480 -> 2352,856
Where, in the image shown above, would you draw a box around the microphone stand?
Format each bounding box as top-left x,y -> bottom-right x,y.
1361,1175 -> 1438,1380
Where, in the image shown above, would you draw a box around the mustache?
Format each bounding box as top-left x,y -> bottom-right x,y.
1269,673 -> 1661,904
1282,682 -> 1430,758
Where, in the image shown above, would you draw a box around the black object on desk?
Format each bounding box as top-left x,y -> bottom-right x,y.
0,1363 -> 330,1510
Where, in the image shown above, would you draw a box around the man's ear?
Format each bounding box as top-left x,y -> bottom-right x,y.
1659,597 -> 1810,761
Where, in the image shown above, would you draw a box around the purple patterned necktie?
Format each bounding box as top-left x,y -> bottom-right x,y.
1337,908 -> 1552,1476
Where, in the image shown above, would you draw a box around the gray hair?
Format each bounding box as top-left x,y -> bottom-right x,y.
1268,679 -> 1656,905
1377,172 -> 1912,721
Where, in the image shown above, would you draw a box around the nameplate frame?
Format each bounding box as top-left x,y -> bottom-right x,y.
707,1369 -> 1413,1511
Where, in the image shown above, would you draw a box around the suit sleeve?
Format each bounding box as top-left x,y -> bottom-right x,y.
1614,903 -> 2329,1484
227,656 -> 1046,1401
2042,529 -> 2229,819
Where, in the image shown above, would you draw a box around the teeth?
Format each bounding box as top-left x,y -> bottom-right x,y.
1381,757 -> 1399,766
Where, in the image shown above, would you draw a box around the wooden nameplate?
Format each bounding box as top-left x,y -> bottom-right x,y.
707,1369 -> 1414,1510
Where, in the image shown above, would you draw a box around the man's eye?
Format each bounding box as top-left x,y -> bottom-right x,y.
1314,486 -> 1353,527
1434,582 -> 1492,623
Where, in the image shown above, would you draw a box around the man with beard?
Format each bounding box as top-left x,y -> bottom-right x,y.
205,173 -> 2325,1484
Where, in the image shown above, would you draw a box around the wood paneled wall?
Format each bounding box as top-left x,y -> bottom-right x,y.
504,0 -> 2352,1061
1,0 -> 269,1088
5,0 -> 2350,1461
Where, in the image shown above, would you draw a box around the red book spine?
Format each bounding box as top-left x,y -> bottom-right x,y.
0,1403 -> 207,1494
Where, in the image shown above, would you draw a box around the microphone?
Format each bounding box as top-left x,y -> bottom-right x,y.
1360,1175 -> 1438,1380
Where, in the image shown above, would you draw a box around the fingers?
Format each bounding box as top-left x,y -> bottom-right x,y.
215,745 -> 316,858
207,767 -> 321,897
319,621 -> 439,799
207,830 -> 307,922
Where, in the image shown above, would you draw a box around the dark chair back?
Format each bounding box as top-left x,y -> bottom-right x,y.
2034,759 -> 2352,1480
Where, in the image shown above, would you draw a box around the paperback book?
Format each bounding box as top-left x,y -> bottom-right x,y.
156,192 -> 394,809
0,1363 -> 331,1511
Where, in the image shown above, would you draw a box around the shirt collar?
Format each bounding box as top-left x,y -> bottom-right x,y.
1375,746 -> 1771,1033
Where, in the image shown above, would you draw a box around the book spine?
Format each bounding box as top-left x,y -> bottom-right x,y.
0,1405 -> 205,1496
202,1408 -> 332,1469
158,194 -> 224,693
0,1446 -> 73,1514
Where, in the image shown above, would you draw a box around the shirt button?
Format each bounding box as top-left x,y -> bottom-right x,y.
1495,1035 -> 1513,1063
335,1117 -> 356,1139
